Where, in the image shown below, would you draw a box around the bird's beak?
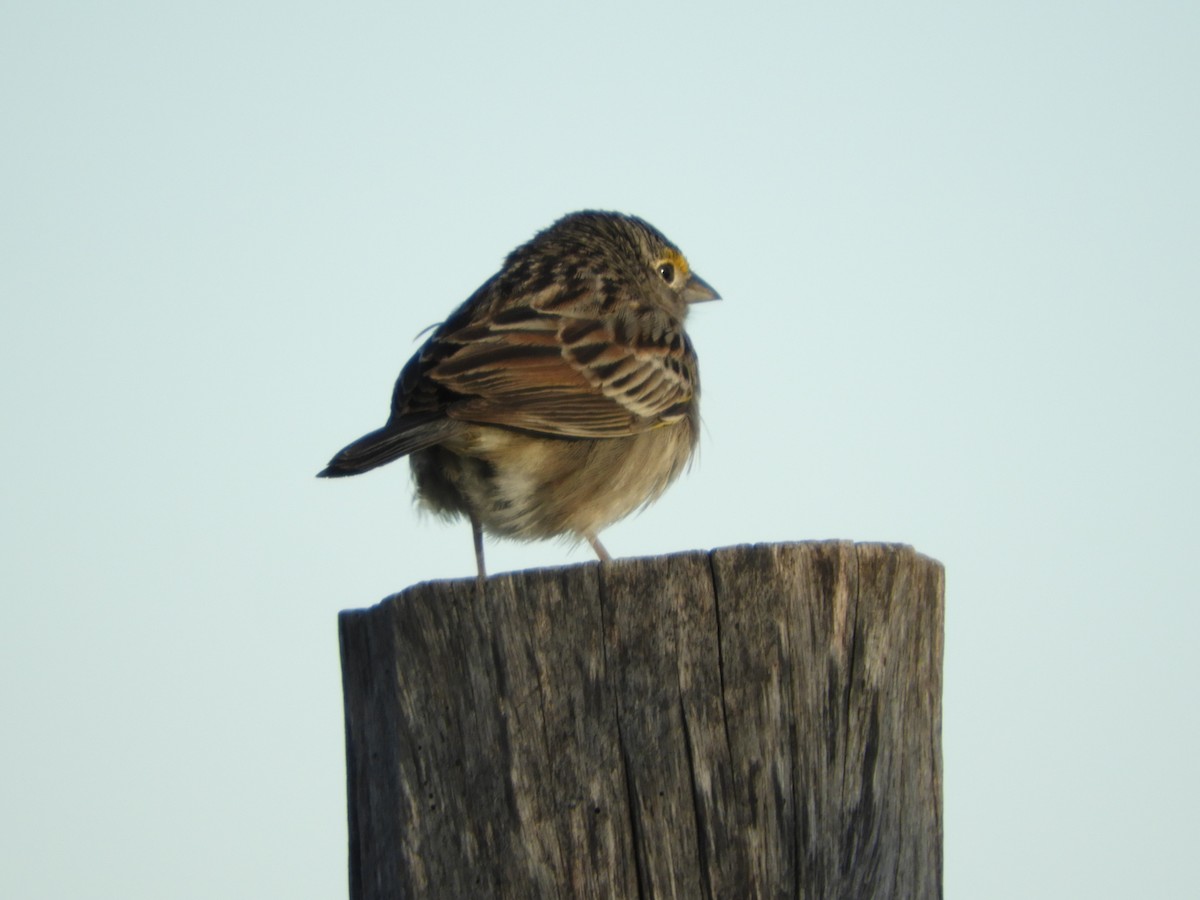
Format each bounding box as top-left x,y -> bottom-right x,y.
682,272 -> 720,304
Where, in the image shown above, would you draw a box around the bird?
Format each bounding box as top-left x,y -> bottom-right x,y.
318,210 -> 718,580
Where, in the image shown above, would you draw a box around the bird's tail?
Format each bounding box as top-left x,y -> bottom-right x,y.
317,417 -> 459,478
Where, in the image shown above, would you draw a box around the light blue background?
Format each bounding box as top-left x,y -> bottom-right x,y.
3,2 -> 1197,897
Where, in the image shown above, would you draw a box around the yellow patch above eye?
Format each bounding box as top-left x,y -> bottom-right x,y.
661,249 -> 690,278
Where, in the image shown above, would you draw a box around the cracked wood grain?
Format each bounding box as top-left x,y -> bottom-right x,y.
339,541 -> 944,899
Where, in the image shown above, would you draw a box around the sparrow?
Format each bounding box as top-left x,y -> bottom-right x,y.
319,210 -> 718,579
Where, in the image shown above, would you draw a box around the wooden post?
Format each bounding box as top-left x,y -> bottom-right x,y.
339,541 -> 944,899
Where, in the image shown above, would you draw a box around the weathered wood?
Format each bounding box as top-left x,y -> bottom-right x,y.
339,541 -> 944,899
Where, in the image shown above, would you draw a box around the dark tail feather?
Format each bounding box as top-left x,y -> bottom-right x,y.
317,417 -> 459,478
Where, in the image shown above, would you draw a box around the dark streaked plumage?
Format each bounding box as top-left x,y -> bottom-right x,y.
319,210 -> 718,577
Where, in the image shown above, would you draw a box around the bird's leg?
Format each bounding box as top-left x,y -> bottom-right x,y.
585,532 -> 612,563
471,514 -> 487,596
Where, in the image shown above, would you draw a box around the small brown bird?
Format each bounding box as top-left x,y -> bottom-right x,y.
319,211 -> 718,578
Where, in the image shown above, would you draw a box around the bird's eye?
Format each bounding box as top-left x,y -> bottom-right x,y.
658,263 -> 675,283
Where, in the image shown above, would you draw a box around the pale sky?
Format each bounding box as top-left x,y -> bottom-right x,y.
3,2 -> 1198,898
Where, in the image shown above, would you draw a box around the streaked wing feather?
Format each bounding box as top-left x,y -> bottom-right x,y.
428,301 -> 695,438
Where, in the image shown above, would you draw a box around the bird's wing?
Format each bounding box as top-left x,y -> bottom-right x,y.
426,303 -> 697,438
